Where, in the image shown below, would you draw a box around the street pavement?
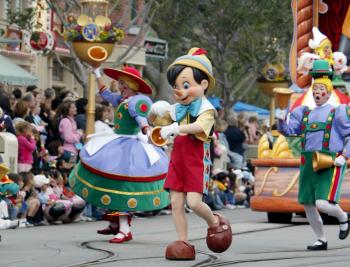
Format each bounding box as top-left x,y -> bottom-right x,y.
1,208 -> 350,267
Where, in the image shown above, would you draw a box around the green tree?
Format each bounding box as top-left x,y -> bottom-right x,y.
149,0 -> 293,108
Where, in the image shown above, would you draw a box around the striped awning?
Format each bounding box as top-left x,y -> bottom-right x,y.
0,54 -> 37,86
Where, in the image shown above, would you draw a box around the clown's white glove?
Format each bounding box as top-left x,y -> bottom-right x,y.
334,155 -> 347,166
275,109 -> 287,120
93,67 -> 102,78
160,122 -> 180,139
150,101 -> 171,117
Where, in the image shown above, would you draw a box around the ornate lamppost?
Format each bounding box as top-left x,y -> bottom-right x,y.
64,0 -> 124,137
256,62 -> 289,129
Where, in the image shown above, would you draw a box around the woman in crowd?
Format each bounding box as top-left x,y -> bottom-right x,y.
58,100 -> 83,158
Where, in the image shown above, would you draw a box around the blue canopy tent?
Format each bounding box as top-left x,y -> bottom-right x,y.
231,101 -> 270,120
207,95 -> 223,110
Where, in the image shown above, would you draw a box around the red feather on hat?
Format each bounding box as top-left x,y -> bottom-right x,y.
192,48 -> 208,56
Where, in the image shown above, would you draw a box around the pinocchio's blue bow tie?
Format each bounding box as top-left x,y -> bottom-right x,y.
175,97 -> 202,121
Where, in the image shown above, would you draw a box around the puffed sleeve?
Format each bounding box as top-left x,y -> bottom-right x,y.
128,95 -> 152,130
100,88 -> 122,107
194,109 -> 215,141
277,106 -> 306,136
334,105 -> 350,158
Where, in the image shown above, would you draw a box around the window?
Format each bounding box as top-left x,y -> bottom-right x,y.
131,0 -> 137,21
52,59 -> 64,81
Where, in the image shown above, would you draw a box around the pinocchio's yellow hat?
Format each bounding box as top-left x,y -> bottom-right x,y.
168,47 -> 215,90
313,77 -> 333,93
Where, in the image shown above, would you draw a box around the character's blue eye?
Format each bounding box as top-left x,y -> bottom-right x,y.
183,82 -> 190,89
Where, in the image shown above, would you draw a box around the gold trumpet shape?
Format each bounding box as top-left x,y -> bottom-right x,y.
87,46 -> 108,62
150,126 -> 168,147
273,87 -> 293,109
72,42 -> 114,66
312,151 -> 334,172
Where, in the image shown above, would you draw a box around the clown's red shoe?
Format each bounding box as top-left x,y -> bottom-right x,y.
109,231 -> 133,243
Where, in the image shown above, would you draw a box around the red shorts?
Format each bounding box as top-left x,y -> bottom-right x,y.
164,135 -> 211,194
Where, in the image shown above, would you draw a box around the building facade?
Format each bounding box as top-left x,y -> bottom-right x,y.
0,0 -> 147,96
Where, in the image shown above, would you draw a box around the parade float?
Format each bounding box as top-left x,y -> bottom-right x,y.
250,0 -> 350,223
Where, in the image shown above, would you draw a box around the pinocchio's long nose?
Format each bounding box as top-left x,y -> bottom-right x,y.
174,89 -> 185,98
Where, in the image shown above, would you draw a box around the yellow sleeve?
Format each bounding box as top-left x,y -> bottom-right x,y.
152,111 -> 173,126
194,109 -> 215,142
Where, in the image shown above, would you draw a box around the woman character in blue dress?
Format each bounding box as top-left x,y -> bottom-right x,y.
69,66 -> 169,243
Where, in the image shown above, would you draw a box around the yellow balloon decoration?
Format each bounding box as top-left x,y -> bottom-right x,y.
258,134 -> 273,158
272,135 -> 294,159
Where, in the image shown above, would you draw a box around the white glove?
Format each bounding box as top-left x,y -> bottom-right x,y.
137,131 -> 149,144
275,109 -> 287,120
93,67 -> 102,78
150,101 -> 171,117
334,155 -> 347,166
160,122 -> 180,139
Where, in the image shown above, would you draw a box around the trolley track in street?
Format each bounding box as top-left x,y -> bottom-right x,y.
64,224 -> 294,267
65,223 -> 350,267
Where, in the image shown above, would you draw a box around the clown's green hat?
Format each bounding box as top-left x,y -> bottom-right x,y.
309,59 -> 333,77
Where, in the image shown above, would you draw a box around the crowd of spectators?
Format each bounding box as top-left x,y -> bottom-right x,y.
0,86 -> 261,230
0,85 -> 116,229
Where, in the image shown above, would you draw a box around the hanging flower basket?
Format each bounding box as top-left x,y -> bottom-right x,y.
64,14 -> 124,64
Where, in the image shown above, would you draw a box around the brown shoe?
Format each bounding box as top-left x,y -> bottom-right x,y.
206,213 -> 232,253
97,225 -> 119,235
165,240 -> 195,260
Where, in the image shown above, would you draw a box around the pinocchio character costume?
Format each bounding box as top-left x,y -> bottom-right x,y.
149,47 -> 232,260
69,66 -> 169,244
278,59 -> 350,251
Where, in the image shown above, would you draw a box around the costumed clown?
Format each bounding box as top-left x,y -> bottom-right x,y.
68,66 -> 169,244
292,27 -> 350,111
149,47 -> 232,260
278,59 -> 350,250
